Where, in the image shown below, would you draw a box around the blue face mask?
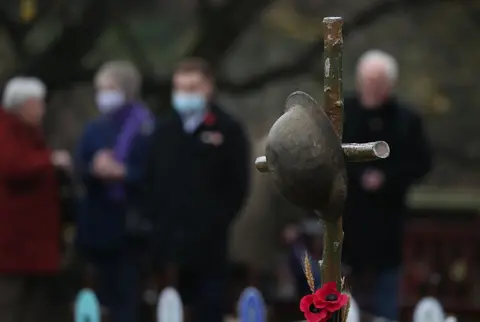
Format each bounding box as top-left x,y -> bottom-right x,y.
172,92 -> 206,113
96,90 -> 125,114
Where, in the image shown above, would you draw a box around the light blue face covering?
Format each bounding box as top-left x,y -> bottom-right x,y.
171,92 -> 206,114
96,90 -> 126,114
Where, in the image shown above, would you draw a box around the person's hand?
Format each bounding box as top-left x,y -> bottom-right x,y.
92,149 -> 112,177
92,150 -> 112,171
361,168 -> 385,191
283,224 -> 300,245
51,150 -> 72,171
92,150 -> 125,179
108,162 -> 126,180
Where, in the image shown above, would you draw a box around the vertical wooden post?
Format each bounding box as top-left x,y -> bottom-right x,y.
321,17 -> 345,322
323,17 -> 344,140
319,17 -> 344,295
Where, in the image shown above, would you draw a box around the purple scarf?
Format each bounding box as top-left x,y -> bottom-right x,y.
108,102 -> 153,201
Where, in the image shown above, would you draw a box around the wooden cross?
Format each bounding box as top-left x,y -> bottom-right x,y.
254,17 -> 390,297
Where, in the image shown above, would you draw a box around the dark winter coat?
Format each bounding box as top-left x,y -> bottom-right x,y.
342,95 -> 432,271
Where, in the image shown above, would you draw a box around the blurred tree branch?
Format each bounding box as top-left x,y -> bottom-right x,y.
18,0 -> 110,88
0,3 -> 51,62
461,0 -> 480,26
145,0 -> 474,96
197,0 -> 213,30
0,0 -> 473,98
0,0 -> 109,89
113,17 -> 153,73
189,0 -> 275,68
149,0 -> 277,100
0,11 -> 31,61
143,0 -> 469,96
217,0 -> 474,94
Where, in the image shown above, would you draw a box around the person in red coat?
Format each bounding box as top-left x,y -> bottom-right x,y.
0,77 -> 72,322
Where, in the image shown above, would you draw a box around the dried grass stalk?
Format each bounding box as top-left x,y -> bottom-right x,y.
302,251 -> 316,293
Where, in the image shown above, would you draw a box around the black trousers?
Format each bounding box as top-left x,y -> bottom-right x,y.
84,246 -> 143,322
177,268 -> 226,322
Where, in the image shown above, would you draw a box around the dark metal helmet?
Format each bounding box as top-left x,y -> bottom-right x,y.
265,91 -> 347,222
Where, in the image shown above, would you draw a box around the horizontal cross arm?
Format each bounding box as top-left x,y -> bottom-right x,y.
342,141 -> 390,162
254,141 -> 390,172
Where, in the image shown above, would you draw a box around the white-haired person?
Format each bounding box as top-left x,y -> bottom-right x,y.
74,61 -> 155,322
0,77 -> 71,322
341,50 -> 432,319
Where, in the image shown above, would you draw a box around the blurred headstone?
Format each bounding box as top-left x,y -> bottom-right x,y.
157,287 -> 183,322
413,297 -> 445,322
346,297 -> 360,322
74,288 -> 100,322
237,287 -> 266,322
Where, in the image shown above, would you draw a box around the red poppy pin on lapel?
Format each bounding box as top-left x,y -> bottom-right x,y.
203,112 -> 216,126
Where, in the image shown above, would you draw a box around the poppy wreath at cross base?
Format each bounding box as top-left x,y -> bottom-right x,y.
253,17 -> 391,322
300,282 -> 350,322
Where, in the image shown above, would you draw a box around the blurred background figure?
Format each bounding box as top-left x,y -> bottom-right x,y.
229,134 -> 311,314
145,57 -> 250,322
284,220 -> 322,296
0,77 -> 71,322
342,50 -> 432,320
74,61 -> 154,322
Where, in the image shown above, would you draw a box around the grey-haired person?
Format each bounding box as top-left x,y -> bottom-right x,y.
342,50 -> 432,320
74,61 -> 155,322
0,77 -> 72,322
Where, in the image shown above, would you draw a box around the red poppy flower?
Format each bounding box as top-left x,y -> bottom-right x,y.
300,294 -> 333,322
204,112 -> 216,126
313,282 -> 349,313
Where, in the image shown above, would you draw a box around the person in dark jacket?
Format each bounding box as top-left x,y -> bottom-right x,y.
342,50 -> 432,320
74,61 -> 155,322
0,77 -> 72,322
145,57 -> 250,322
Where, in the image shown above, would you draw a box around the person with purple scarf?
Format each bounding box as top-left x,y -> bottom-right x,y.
74,61 -> 155,322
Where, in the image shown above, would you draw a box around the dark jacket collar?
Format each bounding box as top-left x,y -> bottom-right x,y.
349,95 -> 399,119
